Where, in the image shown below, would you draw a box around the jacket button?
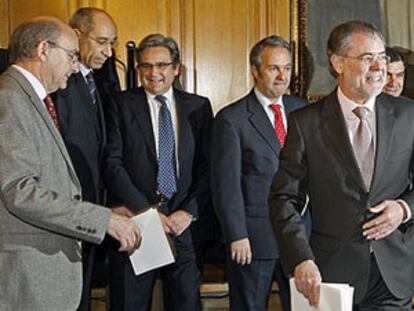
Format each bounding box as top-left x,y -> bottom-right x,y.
76,225 -> 82,231
74,195 -> 81,201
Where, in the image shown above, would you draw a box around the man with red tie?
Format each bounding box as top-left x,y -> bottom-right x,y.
210,35 -> 309,311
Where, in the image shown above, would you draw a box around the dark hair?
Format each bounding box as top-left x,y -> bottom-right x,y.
9,18 -> 61,63
69,7 -> 114,34
136,34 -> 180,67
249,35 -> 291,69
386,46 -> 404,64
327,20 -> 384,77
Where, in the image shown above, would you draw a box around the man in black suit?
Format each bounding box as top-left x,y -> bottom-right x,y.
211,36 -> 308,311
104,33 -> 213,311
269,21 -> 414,310
53,7 -> 126,311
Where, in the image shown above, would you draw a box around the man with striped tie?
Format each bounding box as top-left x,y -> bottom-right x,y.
52,7 -> 124,311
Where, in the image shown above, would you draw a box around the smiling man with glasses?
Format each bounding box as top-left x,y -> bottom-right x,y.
51,7 -> 123,311
104,33 -> 213,311
269,20 -> 414,311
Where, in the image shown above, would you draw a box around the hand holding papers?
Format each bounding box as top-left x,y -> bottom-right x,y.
129,208 -> 175,275
290,278 -> 354,311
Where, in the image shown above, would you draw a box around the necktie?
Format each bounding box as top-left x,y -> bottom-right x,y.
86,72 -> 97,105
353,106 -> 374,189
156,95 -> 177,199
269,104 -> 286,146
44,95 -> 61,131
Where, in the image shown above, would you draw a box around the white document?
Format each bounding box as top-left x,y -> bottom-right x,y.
129,208 -> 175,275
290,278 -> 354,311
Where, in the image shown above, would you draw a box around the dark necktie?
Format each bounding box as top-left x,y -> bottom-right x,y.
156,95 -> 177,199
353,106 -> 374,189
44,95 -> 61,131
269,103 -> 286,146
86,72 -> 97,105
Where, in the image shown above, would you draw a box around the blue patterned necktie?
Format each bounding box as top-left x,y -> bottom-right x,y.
86,72 -> 97,105
156,95 -> 177,199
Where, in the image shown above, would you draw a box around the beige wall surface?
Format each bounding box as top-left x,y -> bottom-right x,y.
0,0 -> 291,112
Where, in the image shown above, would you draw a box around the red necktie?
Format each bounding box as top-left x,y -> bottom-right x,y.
43,95 -> 61,131
269,104 -> 286,146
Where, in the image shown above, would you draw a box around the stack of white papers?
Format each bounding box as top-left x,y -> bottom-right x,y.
290,278 -> 354,311
129,208 -> 175,275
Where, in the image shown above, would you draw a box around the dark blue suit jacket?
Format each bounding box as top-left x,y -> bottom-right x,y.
211,90 -> 307,259
53,72 -> 106,204
104,86 -> 212,223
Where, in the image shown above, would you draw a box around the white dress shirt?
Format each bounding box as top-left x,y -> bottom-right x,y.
254,87 -> 287,131
12,65 -> 47,101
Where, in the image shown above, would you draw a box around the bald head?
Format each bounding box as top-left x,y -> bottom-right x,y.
69,7 -> 117,69
9,16 -> 80,93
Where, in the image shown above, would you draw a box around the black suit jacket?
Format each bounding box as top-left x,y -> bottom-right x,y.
270,90 -> 414,302
211,90 -> 306,259
104,87 -> 212,223
53,72 -> 106,204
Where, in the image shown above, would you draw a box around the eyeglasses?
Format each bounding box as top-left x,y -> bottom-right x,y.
79,30 -> 118,48
137,62 -> 175,71
47,41 -> 79,64
340,53 -> 391,66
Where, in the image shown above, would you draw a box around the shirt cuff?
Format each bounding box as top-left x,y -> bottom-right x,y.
397,199 -> 411,223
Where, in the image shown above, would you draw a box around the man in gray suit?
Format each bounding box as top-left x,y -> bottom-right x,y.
0,16 -> 141,311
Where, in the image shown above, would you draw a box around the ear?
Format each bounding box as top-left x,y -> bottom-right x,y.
73,28 -> 81,38
36,40 -> 49,62
330,54 -> 344,75
173,63 -> 181,76
251,65 -> 259,80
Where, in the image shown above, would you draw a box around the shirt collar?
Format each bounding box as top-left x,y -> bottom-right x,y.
145,87 -> 174,105
337,86 -> 376,119
79,63 -> 93,78
12,64 -> 47,101
254,87 -> 284,110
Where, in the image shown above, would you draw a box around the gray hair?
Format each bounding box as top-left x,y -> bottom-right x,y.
249,35 -> 292,69
136,34 -> 180,67
327,20 -> 384,77
69,7 -> 113,34
9,18 -> 62,63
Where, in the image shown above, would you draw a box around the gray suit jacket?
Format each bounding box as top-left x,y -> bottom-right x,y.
0,67 -> 111,311
270,90 -> 414,302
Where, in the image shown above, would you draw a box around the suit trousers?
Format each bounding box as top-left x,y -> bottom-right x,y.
108,229 -> 202,311
227,256 -> 290,311
353,254 -> 412,311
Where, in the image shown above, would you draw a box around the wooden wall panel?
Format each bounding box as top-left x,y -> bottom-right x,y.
1,0 -> 292,112
0,0 -> 9,47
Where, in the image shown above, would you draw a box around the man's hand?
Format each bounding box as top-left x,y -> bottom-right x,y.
363,200 -> 405,240
159,212 -> 173,234
112,205 -> 135,217
294,260 -> 322,307
230,238 -> 252,265
106,212 -> 141,253
167,210 -> 192,236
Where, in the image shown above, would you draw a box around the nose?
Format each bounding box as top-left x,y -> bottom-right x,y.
103,44 -> 113,58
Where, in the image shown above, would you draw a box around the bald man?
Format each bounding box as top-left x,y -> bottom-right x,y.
0,17 -> 140,310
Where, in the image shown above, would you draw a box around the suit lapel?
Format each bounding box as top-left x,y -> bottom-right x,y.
174,89 -> 192,180
321,91 -> 366,188
10,68 -> 78,182
370,95 -> 395,194
130,88 -> 157,159
247,91 -> 281,156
